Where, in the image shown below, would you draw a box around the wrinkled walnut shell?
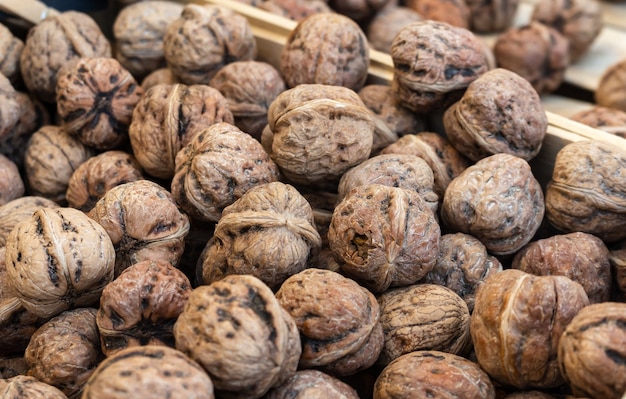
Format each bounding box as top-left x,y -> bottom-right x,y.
0,154 -> 24,206
0,23 -> 24,84
595,58 -> 626,113
266,370 -> 359,399
404,0 -> 470,28
0,375 -> 68,399
569,106 -> 626,138
0,72 -> 20,143
466,0 -> 520,32
140,68 -> 180,92
258,0 -> 332,22
367,7 -> 423,53
0,196 -> 59,247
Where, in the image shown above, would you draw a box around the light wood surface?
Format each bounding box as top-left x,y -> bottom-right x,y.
0,0 -> 59,24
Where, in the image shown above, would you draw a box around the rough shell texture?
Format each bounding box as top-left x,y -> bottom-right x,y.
0,72 -> 20,143
609,244 -> 626,293
113,1 -> 184,80
82,345 -> 215,399
171,122 -> 281,222
266,370 -> 359,399
493,22 -> 570,95
24,308 -> 102,398
19,11 -> 111,103
66,150 -> 144,212
328,0 -> 392,21
266,84 -> 374,188
404,0 -> 470,28
373,350 -> 495,399
558,302 -> 626,399
420,232 -> 503,313
0,356 -> 29,379
0,196 -> 59,247
443,68 -> 548,161
0,375 -> 68,399
88,179 -> 190,276
258,0 -> 331,22
163,4 -> 256,84
4,207 -> 115,319
595,59 -> 626,113
209,61 -> 286,140
0,154 -> 24,206
512,232 -> 612,303
200,181 -> 321,290
56,57 -> 143,150
329,184 -> 440,293
442,153 -> 544,255
470,269 -> 590,389
0,23 -> 24,84
545,140 -> 626,243
129,83 -> 234,179
24,125 -> 95,204
280,13 -> 369,91
97,260 -> 191,356
466,0 -> 520,32
174,275 -> 301,399
275,268 -> 381,373
390,20 -> 488,113
570,106 -> 626,138
140,67 -> 180,92
367,6 -> 423,53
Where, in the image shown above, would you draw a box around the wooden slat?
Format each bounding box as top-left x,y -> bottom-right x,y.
0,0 -> 59,24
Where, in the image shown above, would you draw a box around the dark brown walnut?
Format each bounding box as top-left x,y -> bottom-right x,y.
3,207 -> 115,320
19,11 -> 111,104
0,23 -> 24,85
56,57 -> 143,150
322,321 -> 384,377
129,83 -> 234,179
595,59 -> 626,113
113,1 -> 184,80
512,232 -> 612,303
367,6 -> 423,53
258,0 -> 332,22
545,140 -> 626,243
82,345 -> 214,399
377,284 -> 470,365
23,125 -> 95,204
163,4 -> 256,85
140,68 -> 180,92
200,181 -> 321,290
280,13 -> 370,91
532,0 -> 602,61
493,22 -> 570,95
171,122 -> 281,222
174,275 -> 301,399
471,269 -> 590,389
558,302 -> 626,399
25,308 -> 102,398
276,268 -> 382,374
404,0 -> 471,28
381,131 -> 470,198
88,180 -> 190,276
97,260 -> 191,356
0,154 -> 24,206
266,84 -> 374,188
0,196 -> 59,247
609,243 -> 626,293
329,184 -> 440,293
328,0 -> 393,21
0,375 -> 68,399
66,150 -> 144,212
266,369 -> 360,399
390,20 -> 488,113
0,357 -> 29,379
0,72 -> 20,143
570,106 -> 626,138
420,233 -> 502,313
466,0 -> 520,32
443,68 -> 548,161
442,153 -> 544,256
209,61 -> 286,140
374,350 -> 496,399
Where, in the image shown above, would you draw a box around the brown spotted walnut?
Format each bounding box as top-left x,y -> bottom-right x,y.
0,375 -> 68,399
266,370 -> 359,399
0,196 -> 59,247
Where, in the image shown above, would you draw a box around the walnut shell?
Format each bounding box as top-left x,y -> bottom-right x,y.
558,302 -> 626,399
443,68 -> 548,161
595,59 -> 626,113
88,180 -> 190,276
258,0 -> 332,22
328,0 -> 392,21
0,196 -> 59,247
266,370 -> 359,399
174,275 -> 301,398
466,0 -> 520,32
0,357 -> 30,379
0,154 -> 24,206
545,140 -> 626,243
128,83 -> 234,179
19,11 -> 111,103
0,375 -> 68,399
0,72 -> 20,143
82,345 -> 215,399
569,106 -> 626,138
470,269 -> 590,389
140,68 -> 180,92
366,6 -> 423,53
609,243 -> 626,294
404,0 -> 470,28
0,23 -> 24,85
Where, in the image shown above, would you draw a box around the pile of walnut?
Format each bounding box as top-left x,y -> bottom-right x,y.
1,0 -> 625,398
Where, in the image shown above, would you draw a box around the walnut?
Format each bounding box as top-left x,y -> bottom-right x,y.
0,72 -> 20,143
329,184 -> 440,293
502,392 -> 558,399
0,22 -> 24,85
545,140 -> 626,243
0,375 -> 68,398
19,11 -> 111,103
280,13 -> 370,91
493,22 -> 570,94
442,153 -> 544,256
88,180 -> 190,276
390,20 -> 488,113
471,269 -> 590,389
266,84 -> 374,188
466,0 -> 520,32
163,4 -> 256,84
0,196 -> 59,247
570,106 -> 626,138
112,1 -> 184,80
443,68 -> 548,161
366,6 -> 423,53
276,268 -> 382,374
0,154 -> 24,206
24,125 -> 95,204
174,275 -> 301,398
140,68 -> 180,92
97,260 -> 191,356
266,370 -> 359,399
56,57 -> 143,150
404,0 -> 470,28
595,59 -> 626,113
373,351 -> 496,399
209,61 -> 286,140
0,357 -> 29,379
129,83 -> 234,179
258,0 -> 332,22
420,233 -> 503,313
558,302 -> 626,399
609,243 -> 626,294
81,345 -> 215,399
25,308 -> 102,398
328,0 -> 393,21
